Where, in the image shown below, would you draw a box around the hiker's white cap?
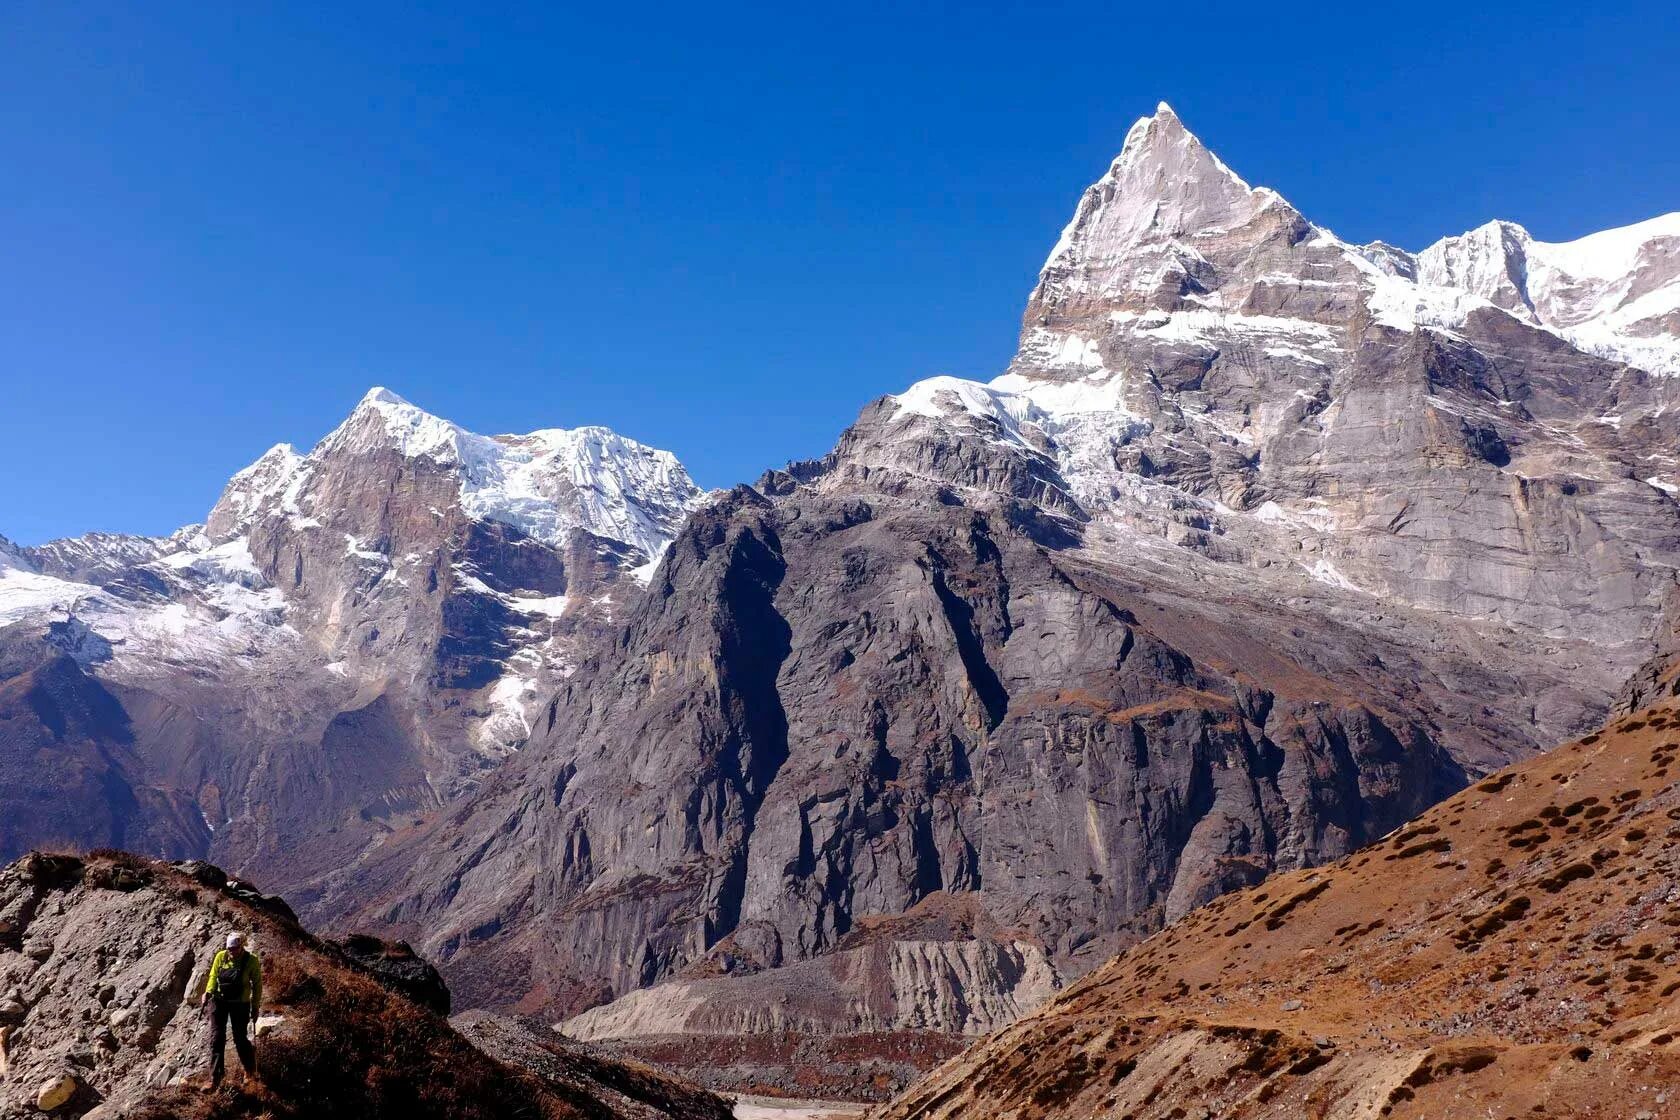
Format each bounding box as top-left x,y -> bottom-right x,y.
226,933 -> 246,949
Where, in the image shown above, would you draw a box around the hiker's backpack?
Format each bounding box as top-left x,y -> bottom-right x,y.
211,951 -> 253,1001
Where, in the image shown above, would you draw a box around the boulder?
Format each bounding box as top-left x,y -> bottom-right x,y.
35,1072 -> 79,1111
223,880 -> 298,924
332,934 -> 450,1015
168,861 -> 228,890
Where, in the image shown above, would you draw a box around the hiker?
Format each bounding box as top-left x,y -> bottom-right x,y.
199,932 -> 262,1089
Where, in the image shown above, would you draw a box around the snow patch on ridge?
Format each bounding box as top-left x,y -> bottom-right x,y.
0,529 -> 296,677
1528,213 -> 1680,283
1300,216 -> 1680,374
459,427 -> 698,563
482,672 -> 539,747
0,566 -> 99,628
889,371 -> 1152,508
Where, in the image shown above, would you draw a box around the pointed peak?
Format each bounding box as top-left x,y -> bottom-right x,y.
318,385 -> 465,463
1100,102 -> 1262,205
345,385 -> 451,431
1115,101 -> 1220,173
358,386 -> 413,409
262,441 -> 301,461
1032,105 -> 1308,281
1469,218 -> 1533,241
1418,220 -> 1536,273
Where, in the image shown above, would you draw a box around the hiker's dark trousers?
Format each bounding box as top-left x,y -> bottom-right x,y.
209,999 -> 255,1086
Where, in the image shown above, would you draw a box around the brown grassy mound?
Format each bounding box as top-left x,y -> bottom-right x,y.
874,698 -> 1680,1119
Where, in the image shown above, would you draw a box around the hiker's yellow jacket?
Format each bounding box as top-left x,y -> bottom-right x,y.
204,949 -> 263,1008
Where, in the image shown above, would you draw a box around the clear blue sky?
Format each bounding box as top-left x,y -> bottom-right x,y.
3,2 -> 1677,544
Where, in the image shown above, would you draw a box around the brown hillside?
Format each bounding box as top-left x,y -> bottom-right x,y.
875,699 -> 1680,1119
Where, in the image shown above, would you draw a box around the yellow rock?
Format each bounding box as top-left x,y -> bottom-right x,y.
36,1072 -> 78,1111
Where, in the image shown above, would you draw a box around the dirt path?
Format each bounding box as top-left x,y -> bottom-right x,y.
731,1095 -> 866,1120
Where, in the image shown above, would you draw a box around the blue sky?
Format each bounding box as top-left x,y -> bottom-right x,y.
3,1 -> 1677,543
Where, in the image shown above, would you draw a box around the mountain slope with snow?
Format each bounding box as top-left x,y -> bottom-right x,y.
1417,212 -> 1680,374
311,388 -> 701,561
0,389 -> 706,889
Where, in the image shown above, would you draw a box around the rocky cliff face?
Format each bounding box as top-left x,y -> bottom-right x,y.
557,901 -> 1058,1101
0,390 -> 704,893
332,106 -> 1680,1078
346,481 -> 1477,1012
0,632 -> 210,864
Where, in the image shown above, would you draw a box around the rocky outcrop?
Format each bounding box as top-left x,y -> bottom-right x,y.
558,898 -> 1053,1102
873,696 -> 1680,1120
0,850 -> 730,1119
0,852 -> 222,1118
331,934 -> 451,1016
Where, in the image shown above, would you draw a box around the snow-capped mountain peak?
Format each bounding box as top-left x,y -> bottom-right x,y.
361,385 -> 410,407
1413,219 -> 1536,317
456,423 -> 704,560
887,104 -> 1680,624
1015,103 -> 1680,386
231,387 -> 708,561
1415,212 -> 1680,371
0,384 -> 715,844
326,385 -> 470,462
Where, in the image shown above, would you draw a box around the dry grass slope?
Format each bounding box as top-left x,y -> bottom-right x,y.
873,699 -> 1680,1119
